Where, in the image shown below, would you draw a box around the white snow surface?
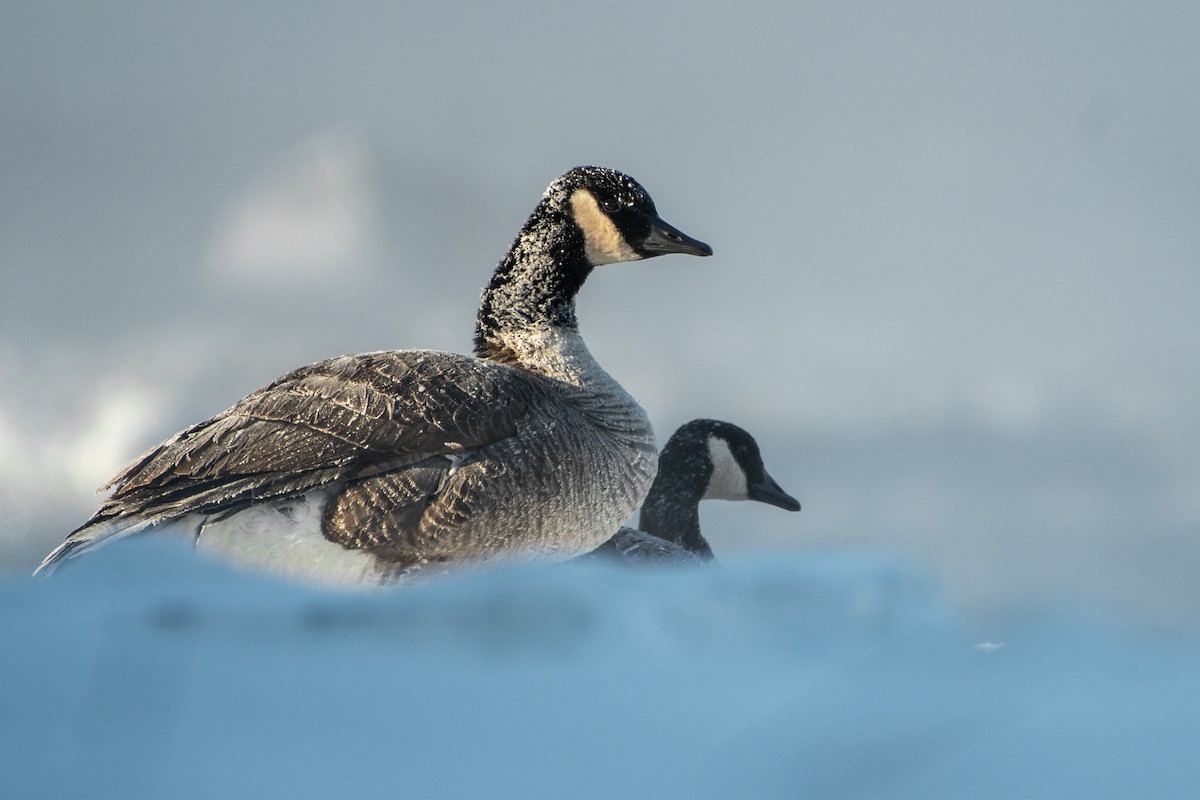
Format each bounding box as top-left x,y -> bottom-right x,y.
2,539 -> 1197,799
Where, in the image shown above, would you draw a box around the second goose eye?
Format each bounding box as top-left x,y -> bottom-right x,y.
600,197 -> 621,214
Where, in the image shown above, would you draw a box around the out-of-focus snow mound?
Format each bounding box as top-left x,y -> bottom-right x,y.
203,127 -> 388,288
2,540 -> 1197,800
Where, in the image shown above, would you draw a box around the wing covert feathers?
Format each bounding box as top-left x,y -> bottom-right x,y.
52,351 -> 538,564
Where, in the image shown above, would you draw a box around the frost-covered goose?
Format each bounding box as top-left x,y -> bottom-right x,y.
37,166 -> 712,584
586,419 -> 800,564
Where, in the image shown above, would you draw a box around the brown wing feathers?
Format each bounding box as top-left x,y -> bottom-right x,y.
322,462 -> 451,555
82,351 -> 534,533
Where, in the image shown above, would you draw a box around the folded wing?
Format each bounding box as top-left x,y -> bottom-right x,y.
39,350 -> 540,572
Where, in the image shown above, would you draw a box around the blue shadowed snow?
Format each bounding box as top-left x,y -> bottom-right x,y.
2,540 -> 1197,799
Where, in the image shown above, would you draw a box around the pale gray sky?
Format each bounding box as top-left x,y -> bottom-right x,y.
3,1 -> 1198,628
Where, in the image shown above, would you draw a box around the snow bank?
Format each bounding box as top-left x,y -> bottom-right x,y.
2,540 -> 1197,799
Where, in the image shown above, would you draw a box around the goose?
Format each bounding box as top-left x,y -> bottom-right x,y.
585,419 -> 800,564
37,166 -> 712,585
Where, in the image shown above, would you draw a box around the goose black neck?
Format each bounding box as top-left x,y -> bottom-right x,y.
473,204 -> 594,360
638,461 -> 715,560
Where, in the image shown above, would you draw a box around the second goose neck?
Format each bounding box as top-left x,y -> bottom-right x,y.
638,472 -> 713,558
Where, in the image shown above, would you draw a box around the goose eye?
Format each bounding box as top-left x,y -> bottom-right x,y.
600,197 -> 621,214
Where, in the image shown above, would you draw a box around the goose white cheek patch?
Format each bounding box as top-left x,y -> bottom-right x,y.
569,189 -> 639,265
703,437 -> 750,501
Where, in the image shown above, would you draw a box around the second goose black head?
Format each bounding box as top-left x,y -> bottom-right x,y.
594,419 -> 801,563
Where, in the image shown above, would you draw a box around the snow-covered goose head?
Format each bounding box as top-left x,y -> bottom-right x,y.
476,166 -> 711,359
552,166 -> 713,266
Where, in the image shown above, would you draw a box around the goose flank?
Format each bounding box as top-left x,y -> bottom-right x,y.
38,167 -> 712,585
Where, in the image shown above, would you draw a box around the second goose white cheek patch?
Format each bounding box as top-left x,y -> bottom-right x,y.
703,437 -> 750,501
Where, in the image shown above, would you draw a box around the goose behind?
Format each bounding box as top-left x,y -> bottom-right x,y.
38,167 -> 712,585
588,419 -> 800,564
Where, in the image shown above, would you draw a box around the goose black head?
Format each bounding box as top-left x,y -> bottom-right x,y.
683,419 -> 801,512
552,166 -> 713,266
476,167 -> 711,358
639,418 -> 800,555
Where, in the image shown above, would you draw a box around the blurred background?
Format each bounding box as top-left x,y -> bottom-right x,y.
2,1 -> 1197,630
